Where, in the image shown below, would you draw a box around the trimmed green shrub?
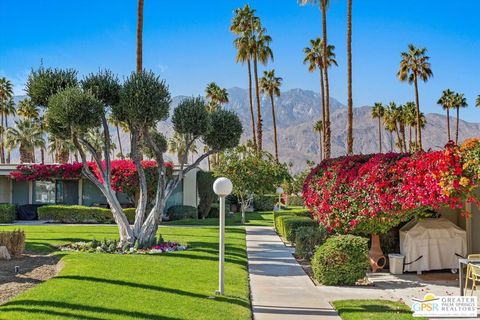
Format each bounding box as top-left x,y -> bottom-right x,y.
38,205 -> 136,224
0,204 -> 16,223
282,217 -> 317,242
294,225 -> 328,260
0,229 -> 25,256
312,235 -> 369,285
273,208 -> 310,228
197,171 -> 217,218
167,205 -> 198,221
253,195 -> 277,211
209,203 -> 219,218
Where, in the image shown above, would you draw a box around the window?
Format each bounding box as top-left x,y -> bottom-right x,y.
34,181 -> 55,204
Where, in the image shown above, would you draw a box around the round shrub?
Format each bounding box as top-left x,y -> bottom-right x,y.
311,235 -> 369,285
0,204 -> 16,223
253,195 -> 277,211
167,205 -> 198,221
294,225 -> 327,260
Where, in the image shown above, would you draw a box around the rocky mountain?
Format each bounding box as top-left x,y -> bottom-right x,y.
6,89 -> 480,174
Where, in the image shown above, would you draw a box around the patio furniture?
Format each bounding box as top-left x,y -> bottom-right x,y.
465,263 -> 480,296
459,258 -> 480,295
400,218 -> 466,274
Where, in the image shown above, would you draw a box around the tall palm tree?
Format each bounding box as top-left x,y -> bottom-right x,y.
398,104 -> 408,152
0,77 -> 13,163
313,120 -> 323,161
300,0 -> 332,158
17,98 -> 40,120
259,69 -> 282,162
108,114 -> 125,160
5,119 -> 45,163
383,102 -> 404,152
397,44 -> 433,150
437,89 -> 455,142
346,0 -> 353,154
205,82 -> 229,111
168,132 -> 197,165
136,0 -> 144,73
453,93 -> 468,144
371,102 -> 385,153
303,38 -> 337,158
403,101 -> 417,150
231,5 -> 259,150
252,27 -> 273,151
3,99 -> 16,163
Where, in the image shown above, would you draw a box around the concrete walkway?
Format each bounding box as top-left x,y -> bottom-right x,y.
246,226 -> 340,320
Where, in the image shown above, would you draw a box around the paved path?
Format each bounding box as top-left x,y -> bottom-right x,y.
246,226 -> 340,320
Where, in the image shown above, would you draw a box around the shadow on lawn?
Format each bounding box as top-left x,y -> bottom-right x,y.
1,300 -> 184,320
53,275 -> 250,308
336,303 -> 412,315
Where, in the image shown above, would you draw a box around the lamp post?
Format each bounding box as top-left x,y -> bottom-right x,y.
276,186 -> 284,211
213,177 -> 233,295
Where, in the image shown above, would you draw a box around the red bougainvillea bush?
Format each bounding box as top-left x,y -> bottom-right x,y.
10,160 -> 174,201
303,141 -> 480,235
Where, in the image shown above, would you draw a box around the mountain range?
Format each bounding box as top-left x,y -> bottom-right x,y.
8,88 -> 480,174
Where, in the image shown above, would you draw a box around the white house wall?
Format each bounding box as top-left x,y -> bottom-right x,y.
182,168 -> 198,208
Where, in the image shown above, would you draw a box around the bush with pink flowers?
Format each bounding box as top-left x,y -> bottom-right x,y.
303,142 -> 479,235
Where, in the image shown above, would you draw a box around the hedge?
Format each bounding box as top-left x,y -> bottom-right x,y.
253,195 -> 277,211
166,205 -> 198,221
312,235 -> 369,285
273,208 -> 310,227
0,204 -> 16,223
294,225 -> 328,260
38,205 -> 136,224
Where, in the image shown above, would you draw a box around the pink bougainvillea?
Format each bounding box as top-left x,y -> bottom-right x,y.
10,160 -> 174,201
303,142 -> 479,235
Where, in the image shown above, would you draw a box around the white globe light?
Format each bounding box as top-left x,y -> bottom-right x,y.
213,177 -> 233,196
276,187 -> 284,194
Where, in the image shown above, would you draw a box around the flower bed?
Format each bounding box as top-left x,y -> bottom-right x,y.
59,238 -> 187,255
303,141 -> 480,234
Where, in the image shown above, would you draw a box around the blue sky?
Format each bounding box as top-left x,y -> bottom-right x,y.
1,0 -> 479,120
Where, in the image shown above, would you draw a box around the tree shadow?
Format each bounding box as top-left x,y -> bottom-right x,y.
1,300 -> 185,320
52,275 -> 250,308
0,307 -> 105,320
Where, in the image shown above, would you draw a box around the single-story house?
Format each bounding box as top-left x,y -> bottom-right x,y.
0,164 -> 199,219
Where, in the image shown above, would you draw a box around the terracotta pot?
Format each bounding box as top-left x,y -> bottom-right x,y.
369,234 -> 386,272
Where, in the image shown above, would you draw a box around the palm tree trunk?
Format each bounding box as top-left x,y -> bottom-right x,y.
446,108 -> 451,141
394,124 -> 402,152
270,93 -> 279,162
319,132 -> 323,162
346,0 -> 353,155
456,107 -> 460,144
5,114 -> 9,163
319,69 -> 326,156
116,124 -> 125,159
0,113 -> 5,163
409,126 -> 412,151
378,117 -> 382,153
41,148 -> 45,164
253,52 -> 263,151
413,77 -> 422,149
321,0 -> 331,159
247,59 -> 257,149
136,0 -> 144,74
400,124 -> 407,152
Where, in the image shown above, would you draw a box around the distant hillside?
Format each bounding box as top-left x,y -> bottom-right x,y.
8,89 -> 480,174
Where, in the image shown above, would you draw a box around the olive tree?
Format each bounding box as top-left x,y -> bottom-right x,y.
43,68 -> 243,247
214,145 -> 291,223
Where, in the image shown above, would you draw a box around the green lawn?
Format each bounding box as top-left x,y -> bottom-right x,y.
0,225 -> 251,320
165,210 -> 274,226
332,300 -> 424,320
